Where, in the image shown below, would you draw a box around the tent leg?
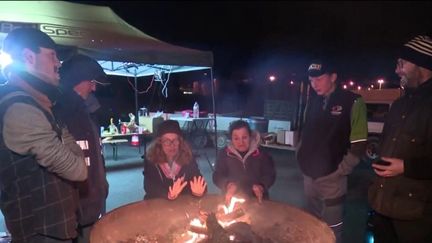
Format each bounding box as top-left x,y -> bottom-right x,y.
134,70 -> 139,123
210,68 -> 218,159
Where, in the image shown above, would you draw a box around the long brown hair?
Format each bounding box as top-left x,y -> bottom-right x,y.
145,135 -> 193,166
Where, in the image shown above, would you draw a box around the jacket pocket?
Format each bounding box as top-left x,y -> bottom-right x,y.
369,177 -> 430,220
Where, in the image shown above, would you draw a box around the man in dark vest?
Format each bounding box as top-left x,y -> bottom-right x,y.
368,35 -> 432,243
0,28 -> 88,242
57,54 -> 110,243
296,58 -> 368,243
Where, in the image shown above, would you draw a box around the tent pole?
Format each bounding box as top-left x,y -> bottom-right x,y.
134,69 -> 139,123
210,68 -> 217,160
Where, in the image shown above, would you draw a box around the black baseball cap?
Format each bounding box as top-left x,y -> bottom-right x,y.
307,59 -> 337,77
60,54 -> 109,89
2,27 -> 57,59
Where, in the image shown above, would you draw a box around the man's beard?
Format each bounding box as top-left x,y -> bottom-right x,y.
400,76 -> 408,89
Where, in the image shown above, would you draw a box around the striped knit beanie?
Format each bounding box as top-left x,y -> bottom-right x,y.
399,35 -> 432,70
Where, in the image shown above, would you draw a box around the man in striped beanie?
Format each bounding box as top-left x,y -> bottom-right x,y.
368,35 -> 432,243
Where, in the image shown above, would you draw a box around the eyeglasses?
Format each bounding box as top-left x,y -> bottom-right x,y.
161,138 -> 180,146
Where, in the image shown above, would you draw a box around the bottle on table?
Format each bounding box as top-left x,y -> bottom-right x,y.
193,102 -> 199,118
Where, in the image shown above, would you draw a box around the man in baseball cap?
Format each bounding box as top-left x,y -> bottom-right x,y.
0,28 -> 87,242
297,56 -> 368,243
2,27 -> 60,86
60,54 -> 110,99
57,54 -> 110,243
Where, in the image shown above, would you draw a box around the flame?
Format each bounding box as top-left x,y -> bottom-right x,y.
186,218 -> 206,243
186,196 -> 246,242
222,196 -> 245,214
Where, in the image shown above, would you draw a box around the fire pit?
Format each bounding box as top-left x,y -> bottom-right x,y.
90,194 -> 335,243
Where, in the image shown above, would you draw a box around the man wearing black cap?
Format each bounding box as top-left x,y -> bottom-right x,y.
296,58 -> 368,243
0,28 -> 87,242
57,54 -> 110,243
368,35 -> 432,243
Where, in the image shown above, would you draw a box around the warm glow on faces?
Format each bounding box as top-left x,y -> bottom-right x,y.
231,127 -> 250,152
26,47 -> 61,86
74,80 -> 97,99
309,73 -> 337,97
160,133 -> 180,161
395,58 -> 422,88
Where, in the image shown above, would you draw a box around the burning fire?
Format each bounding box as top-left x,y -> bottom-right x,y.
186,196 -> 246,243
185,218 -> 207,243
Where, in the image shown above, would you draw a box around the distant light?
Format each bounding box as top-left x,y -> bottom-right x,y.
367,88 -> 371,91
377,79 -> 384,90
349,81 -> 354,86
0,51 -> 12,68
370,84 -> 375,88
269,75 -> 276,82
183,91 -> 193,95
357,86 -> 362,90
290,80 -> 294,85
343,84 -> 347,89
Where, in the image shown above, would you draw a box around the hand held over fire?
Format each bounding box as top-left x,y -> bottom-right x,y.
168,176 -> 187,200
252,184 -> 264,203
190,176 -> 207,197
225,182 -> 238,204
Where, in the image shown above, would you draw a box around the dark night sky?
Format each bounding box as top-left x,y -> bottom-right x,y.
78,1 -> 432,85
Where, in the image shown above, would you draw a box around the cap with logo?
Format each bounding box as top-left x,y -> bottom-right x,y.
307,59 -> 337,77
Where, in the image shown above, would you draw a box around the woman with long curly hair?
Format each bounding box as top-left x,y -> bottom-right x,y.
143,120 -> 207,200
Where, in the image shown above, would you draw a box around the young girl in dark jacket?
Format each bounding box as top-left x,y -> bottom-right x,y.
213,120 -> 276,203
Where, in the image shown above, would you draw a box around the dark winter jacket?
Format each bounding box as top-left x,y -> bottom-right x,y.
56,90 -> 109,226
143,157 -> 205,200
0,74 -> 87,242
369,79 -> 432,220
212,132 -> 276,199
297,88 -> 367,179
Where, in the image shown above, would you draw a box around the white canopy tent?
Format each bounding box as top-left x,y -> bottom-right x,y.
0,1 -> 215,118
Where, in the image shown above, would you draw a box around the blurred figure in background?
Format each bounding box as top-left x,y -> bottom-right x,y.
58,54 -> 110,243
368,35 -> 432,243
213,120 -> 276,203
143,120 -> 207,200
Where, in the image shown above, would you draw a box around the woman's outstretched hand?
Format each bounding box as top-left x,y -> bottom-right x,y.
168,176 -> 187,200
190,176 -> 207,197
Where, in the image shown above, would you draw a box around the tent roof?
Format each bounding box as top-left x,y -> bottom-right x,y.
0,1 -> 213,77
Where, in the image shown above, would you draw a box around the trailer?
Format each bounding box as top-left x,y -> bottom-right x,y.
353,88 -> 403,162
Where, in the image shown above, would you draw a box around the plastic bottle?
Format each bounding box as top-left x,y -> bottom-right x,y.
193,102 -> 199,118
140,107 -> 148,117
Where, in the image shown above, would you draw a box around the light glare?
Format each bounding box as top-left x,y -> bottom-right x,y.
0,51 -> 12,68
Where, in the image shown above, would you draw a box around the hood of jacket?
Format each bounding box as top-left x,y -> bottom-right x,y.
226,131 -> 261,161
